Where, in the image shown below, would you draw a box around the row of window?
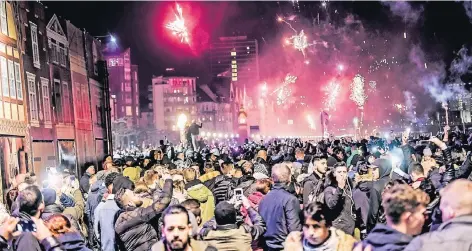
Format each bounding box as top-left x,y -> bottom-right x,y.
0,57 -> 23,100
165,96 -> 195,103
30,22 -> 68,69
27,73 -> 49,123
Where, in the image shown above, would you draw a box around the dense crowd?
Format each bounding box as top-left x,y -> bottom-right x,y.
0,125 -> 472,251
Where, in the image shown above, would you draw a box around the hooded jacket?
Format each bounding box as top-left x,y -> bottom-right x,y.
259,182 -> 301,250
86,181 -> 106,223
56,232 -> 91,251
362,223 -> 413,251
185,179 -> 215,224
353,180 -> 373,228
367,158 -> 392,231
200,207 -> 266,251
404,215 -> 472,251
114,179 -> 173,251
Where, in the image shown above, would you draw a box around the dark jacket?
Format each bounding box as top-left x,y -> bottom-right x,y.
57,232 -> 91,251
79,173 -> 92,195
3,235 -> 64,251
323,182 -> 356,235
302,172 -> 323,206
86,181 -> 106,224
362,223 -> 413,251
367,158 -> 392,231
204,175 -> 235,205
404,215 -> 472,251
114,179 -> 173,251
353,181 -> 373,228
189,122 -> 202,135
200,207 -> 266,250
259,183 -> 301,250
151,239 -> 216,251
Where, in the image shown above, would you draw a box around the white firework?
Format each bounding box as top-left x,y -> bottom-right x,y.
323,81 -> 340,111
350,74 -> 367,107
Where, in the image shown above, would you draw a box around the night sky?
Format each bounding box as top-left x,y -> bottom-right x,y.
44,1 -> 472,111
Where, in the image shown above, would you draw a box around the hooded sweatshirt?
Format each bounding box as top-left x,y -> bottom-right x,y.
367,158 -> 392,231
362,224 -> 413,251
185,179 -> 215,224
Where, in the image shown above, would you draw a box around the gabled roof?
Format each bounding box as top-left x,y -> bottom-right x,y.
47,14 -> 68,46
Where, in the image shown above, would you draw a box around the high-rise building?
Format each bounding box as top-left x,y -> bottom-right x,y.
104,48 -> 140,127
152,69 -> 197,132
209,36 -> 259,86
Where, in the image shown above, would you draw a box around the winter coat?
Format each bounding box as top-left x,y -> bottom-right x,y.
94,194 -> 120,251
199,170 -> 221,183
323,184 -> 356,235
86,181 -> 106,224
204,175 -> 236,205
353,181 -> 373,228
56,232 -> 91,251
114,179 -> 173,251
404,215 -> 472,251
302,172 -> 323,206
123,166 -> 141,184
259,183 -> 301,250
254,157 -> 270,177
236,175 -> 256,196
185,179 -> 215,224
287,227 -> 356,251
63,189 -> 85,223
7,233 -> 64,251
79,173 -> 92,195
151,239 -> 217,251
367,158 -> 392,231
200,207 -> 266,251
362,223 -> 413,251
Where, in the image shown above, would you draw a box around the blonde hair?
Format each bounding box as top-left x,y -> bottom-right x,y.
183,168 -> 197,182
440,179 -> 472,215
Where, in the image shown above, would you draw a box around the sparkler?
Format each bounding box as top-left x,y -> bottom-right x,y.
323,81 -> 340,111
165,3 -> 190,44
350,74 -> 367,107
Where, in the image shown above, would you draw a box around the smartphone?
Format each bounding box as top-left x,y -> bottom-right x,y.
15,219 -> 36,232
234,188 -> 243,202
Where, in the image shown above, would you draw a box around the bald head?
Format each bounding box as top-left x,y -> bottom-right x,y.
271,163 -> 291,183
440,179 -> 472,221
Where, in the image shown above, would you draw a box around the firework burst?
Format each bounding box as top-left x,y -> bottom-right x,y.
278,16 -> 312,57
350,74 -> 368,107
323,81 -> 340,111
165,3 -> 190,44
271,74 -> 298,106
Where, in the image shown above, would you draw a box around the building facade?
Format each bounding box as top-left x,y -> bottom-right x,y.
17,2 -> 112,180
104,48 -> 140,127
209,36 -> 259,86
152,69 -> 197,132
0,1 -> 29,196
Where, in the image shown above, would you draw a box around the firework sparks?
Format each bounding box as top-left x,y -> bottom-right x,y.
323,81 -> 341,111
350,74 -> 368,107
271,74 -> 298,106
165,3 -> 190,44
278,16 -> 312,57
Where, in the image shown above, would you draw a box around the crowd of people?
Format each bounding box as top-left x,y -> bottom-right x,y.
0,125 -> 472,251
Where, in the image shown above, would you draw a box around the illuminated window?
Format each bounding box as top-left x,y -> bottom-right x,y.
232,77 -> 237,81
7,60 -> 15,99
232,73 -> 237,77
14,63 -> 22,100
231,51 -> 236,56
231,60 -> 236,64
30,22 -> 40,68
1,56 -> 7,97
288,120 -> 294,125
0,0 -> 7,35
232,68 -> 237,73
126,106 -> 132,116
26,72 -> 38,121
231,64 -> 237,69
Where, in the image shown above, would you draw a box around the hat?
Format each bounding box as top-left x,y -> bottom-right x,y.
112,175 -> 135,194
41,188 -> 56,206
253,172 -> 269,180
327,156 -> 337,167
210,148 -> 220,157
423,147 -> 432,157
